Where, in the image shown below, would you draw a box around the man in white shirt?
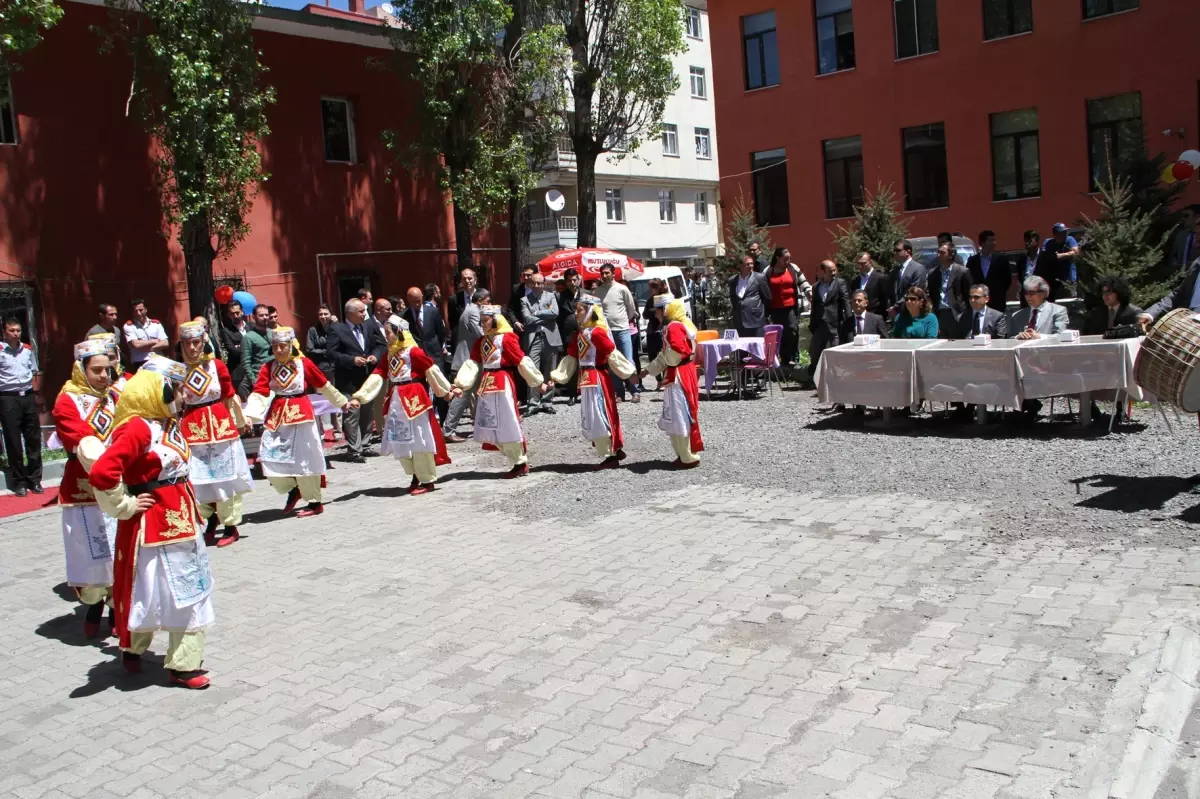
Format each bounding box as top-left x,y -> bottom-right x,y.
122,298 -> 169,370
889,240 -> 926,319
593,264 -> 640,401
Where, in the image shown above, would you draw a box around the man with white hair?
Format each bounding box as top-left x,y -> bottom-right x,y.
1012,276 -> 1069,340
327,297 -> 387,462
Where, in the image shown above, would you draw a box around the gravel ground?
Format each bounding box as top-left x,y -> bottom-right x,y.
427,376 -> 1200,548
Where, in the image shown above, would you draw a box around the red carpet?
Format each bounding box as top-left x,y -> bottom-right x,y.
0,490 -> 57,519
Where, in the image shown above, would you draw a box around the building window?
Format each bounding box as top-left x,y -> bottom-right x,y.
685,6 -> 702,38
990,108 -> 1040,200
983,0 -> 1033,40
894,0 -> 938,59
752,148 -> 790,226
689,67 -> 707,99
822,136 -> 864,219
902,122 -> 949,211
695,192 -> 708,223
1083,0 -> 1138,19
0,82 -> 16,145
742,11 -> 780,91
815,0 -> 855,75
1087,92 -> 1142,190
659,190 -> 676,223
661,124 -> 679,157
321,98 -> 356,163
605,188 -> 624,222
605,124 -> 630,153
694,127 -> 712,159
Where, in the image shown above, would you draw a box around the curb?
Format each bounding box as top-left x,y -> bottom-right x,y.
1108,626 -> 1200,799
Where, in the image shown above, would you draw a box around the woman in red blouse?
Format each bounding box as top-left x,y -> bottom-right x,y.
766,247 -> 811,370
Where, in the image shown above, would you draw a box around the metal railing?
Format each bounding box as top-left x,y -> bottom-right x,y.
530,216 -> 578,233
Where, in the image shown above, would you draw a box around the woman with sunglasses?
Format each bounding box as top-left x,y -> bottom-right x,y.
892,287 -> 939,339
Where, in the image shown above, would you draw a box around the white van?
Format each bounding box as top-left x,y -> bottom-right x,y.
626,266 -> 692,320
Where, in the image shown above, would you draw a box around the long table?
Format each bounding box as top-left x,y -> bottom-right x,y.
817,335 -> 1146,424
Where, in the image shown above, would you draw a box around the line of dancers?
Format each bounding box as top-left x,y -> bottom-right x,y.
54,292 -> 702,689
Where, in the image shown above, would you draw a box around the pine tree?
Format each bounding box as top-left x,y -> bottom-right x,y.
705,197 -> 773,326
1077,177 -> 1172,307
830,183 -> 910,276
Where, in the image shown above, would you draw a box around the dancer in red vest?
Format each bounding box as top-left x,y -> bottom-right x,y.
641,295 -> 704,468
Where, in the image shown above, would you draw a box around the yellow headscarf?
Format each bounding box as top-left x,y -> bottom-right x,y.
112,368 -> 172,432
664,298 -> 697,337
269,326 -> 305,360
179,321 -> 214,365
578,298 -> 608,330
88,332 -> 124,374
481,307 -> 514,335
384,315 -> 416,356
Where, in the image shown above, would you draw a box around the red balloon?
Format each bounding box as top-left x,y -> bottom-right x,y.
1173,160 -> 1196,181
215,285 -> 235,304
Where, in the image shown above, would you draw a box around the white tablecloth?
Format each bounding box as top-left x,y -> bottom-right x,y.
700,338 -> 766,392
817,340 -> 938,407
1015,336 -> 1145,400
916,339 -> 1027,407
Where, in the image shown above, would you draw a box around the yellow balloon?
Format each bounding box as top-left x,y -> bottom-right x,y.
1163,165 -> 1178,184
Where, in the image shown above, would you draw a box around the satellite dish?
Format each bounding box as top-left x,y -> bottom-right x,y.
545,190 -> 566,212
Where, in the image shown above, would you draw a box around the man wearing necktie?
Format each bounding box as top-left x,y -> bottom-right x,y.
955,285 -> 1008,339
1014,276 -> 1068,341
327,298 -> 387,462
844,290 -> 886,342
1172,205 -> 1200,270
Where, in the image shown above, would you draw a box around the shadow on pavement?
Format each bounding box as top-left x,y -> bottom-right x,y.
52,582 -> 77,602
69,646 -> 165,698
328,486 -> 410,504
1073,474 -> 1200,514
35,610 -> 114,649
625,460 -> 686,475
535,462 -> 601,475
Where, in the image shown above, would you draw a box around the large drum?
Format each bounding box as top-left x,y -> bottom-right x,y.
1135,308 -> 1200,411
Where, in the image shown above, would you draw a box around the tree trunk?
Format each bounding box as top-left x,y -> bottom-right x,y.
568,0 -> 597,247
509,192 -> 532,285
576,151 -> 597,248
452,199 -> 474,274
181,216 -> 222,357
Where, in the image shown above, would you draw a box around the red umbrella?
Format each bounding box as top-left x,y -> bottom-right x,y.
537,248 -> 645,282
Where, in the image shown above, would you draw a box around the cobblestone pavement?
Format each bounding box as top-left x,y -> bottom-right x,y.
3,419 -> 1200,798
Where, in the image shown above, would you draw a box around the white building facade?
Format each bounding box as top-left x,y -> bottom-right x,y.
529,1 -> 720,268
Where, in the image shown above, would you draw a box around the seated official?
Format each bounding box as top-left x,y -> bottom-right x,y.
1086,275 -> 1143,335
1013,276 -> 1069,340
956,284 -> 1009,339
845,290 -> 888,342
892,288 -> 939,339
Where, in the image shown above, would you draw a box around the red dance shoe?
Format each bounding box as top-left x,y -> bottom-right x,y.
122,652 -> 142,674
216,527 -> 240,548
169,670 -> 211,690
83,601 -> 105,639
203,514 -> 220,547
410,483 -> 436,496
615,449 -> 628,461
410,475 -> 420,489
594,457 -> 621,471
502,463 -> 530,479
282,487 -> 301,514
296,503 -> 324,518
676,459 -> 700,470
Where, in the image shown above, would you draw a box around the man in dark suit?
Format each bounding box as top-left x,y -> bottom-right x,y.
402,286 -> 447,358
1088,275 -> 1143,335
508,266 -> 536,333
966,230 -> 1013,312
926,243 -> 973,338
447,266 -> 479,347
845,290 -> 888,341
889,239 -> 926,318
728,255 -> 773,336
1138,258 -> 1200,328
1016,229 -> 1041,309
556,268 -> 582,405
956,284 -> 1010,339
809,259 -> 852,376
849,253 -> 891,317
326,298 -> 387,463
748,242 -> 769,273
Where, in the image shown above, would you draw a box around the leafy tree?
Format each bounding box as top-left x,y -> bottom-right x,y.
97,0 -> 274,336
546,0 -> 685,247
1078,177 -> 1173,307
705,197 -> 772,326
384,0 -> 563,274
0,0 -> 64,104
830,183 -> 910,276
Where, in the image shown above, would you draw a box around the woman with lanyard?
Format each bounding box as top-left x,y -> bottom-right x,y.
177,321 -> 253,547
640,295 -> 704,468
86,354 -> 216,689
766,247 -> 811,372
245,327 -> 355,518
544,295 -> 635,469
352,316 -> 453,494
52,338 -> 120,638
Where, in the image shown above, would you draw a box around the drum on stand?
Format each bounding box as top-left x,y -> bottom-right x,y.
1135,308 -> 1200,412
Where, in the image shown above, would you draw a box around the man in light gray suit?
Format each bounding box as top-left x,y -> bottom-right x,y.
728,254 -> 773,336
1013,276 -> 1069,339
520,273 -> 560,414
442,288 -> 488,442
889,239 -> 927,319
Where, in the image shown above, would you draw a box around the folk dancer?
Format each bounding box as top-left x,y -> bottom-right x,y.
244,326 -> 354,517
641,295 -> 704,468
352,316 -> 452,495
448,305 -> 545,478
53,338 -> 119,638
88,331 -> 132,402
86,355 -> 216,689
178,321 -> 253,547
544,295 -> 635,469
